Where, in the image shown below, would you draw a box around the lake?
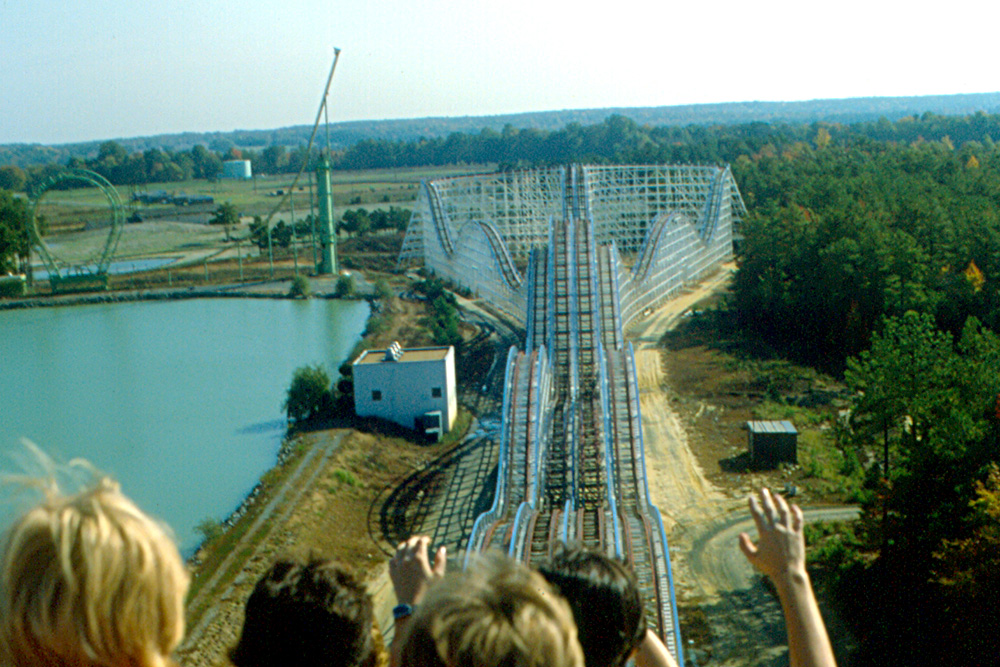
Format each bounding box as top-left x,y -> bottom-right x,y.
0,297 -> 369,554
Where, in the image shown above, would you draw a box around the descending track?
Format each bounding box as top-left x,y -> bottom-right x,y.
466,215 -> 685,663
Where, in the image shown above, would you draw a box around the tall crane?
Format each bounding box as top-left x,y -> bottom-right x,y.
259,48 -> 342,275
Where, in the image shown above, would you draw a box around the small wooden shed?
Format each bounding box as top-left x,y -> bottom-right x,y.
747,420 -> 798,468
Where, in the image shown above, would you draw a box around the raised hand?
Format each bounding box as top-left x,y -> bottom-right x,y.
738,488 -> 837,667
739,487 -> 807,584
389,535 -> 446,606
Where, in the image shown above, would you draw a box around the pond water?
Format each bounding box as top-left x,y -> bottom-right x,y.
31,257 -> 179,280
0,297 -> 369,554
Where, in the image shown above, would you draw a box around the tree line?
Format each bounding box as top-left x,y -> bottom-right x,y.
10,109 -> 1000,193
0,142 -> 317,193
6,91 -> 998,170
724,118 -> 1000,664
730,126 -> 1000,371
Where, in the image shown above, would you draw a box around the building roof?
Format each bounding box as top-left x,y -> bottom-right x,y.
354,345 -> 452,365
746,420 -> 798,434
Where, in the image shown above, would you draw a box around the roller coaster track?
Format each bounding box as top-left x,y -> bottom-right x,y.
467,213 -> 685,664
699,167 -> 728,243
632,211 -> 689,284
426,181 -> 524,289
466,345 -> 553,558
526,250 -> 547,354
628,167 -> 732,285
479,220 -> 523,289
598,244 -> 625,351
425,182 -> 455,256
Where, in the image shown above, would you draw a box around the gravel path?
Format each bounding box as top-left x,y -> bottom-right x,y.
630,265 -> 858,666
177,431 -> 347,667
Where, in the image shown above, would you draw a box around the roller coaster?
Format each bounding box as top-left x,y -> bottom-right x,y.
399,164 -> 746,666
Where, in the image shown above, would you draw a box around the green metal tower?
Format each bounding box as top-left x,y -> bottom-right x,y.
316,155 -> 337,275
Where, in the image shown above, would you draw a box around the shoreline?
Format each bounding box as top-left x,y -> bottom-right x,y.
184,434 -> 295,564
0,275 -> 374,311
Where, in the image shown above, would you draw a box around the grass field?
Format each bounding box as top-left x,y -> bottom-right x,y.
25,164 -> 494,283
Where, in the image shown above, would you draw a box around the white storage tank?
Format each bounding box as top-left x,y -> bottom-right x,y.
222,159 -> 252,179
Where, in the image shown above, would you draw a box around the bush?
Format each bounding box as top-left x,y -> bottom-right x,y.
335,274 -> 355,298
0,275 -> 25,298
195,517 -> 224,544
374,278 -> 393,301
289,274 -> 310,298
283,364 -> 333,423
333,468 -> 358,486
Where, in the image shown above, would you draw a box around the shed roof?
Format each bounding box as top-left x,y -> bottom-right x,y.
746,420 -> 798,434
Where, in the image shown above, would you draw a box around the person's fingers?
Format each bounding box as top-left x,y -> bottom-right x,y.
791,503 -> 804,533
748,493 -> 766,534
433,546 -> 447,576
773,492 -> 791,527
761,488 -> 778,524
396,535 -> 432,565
409,537 -> 429,567
738,532 -> 757,562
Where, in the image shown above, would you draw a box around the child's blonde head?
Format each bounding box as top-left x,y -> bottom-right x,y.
399,552 -> 583,667
0,475 -> 189,667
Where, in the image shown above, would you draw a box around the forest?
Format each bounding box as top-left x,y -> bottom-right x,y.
4,108 -> 1000,663
726,126 -> 1000,665
3,90 -> 999,169
6,107 -> 1000,190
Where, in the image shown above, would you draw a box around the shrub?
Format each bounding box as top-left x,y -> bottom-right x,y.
333,468 -> 358,486
0,276 -> 25,298
335,274 -> 355,298
374,278 -> 393,301
288,274 -> 310,298
283,364 -> 333,423
195,517 -> 224,544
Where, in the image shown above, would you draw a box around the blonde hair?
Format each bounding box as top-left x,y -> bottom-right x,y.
0,475 -> 189,667
399,552 -> 583,667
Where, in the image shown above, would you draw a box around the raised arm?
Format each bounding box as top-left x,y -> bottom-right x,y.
632,629 -> 679,667
388,535 -> 446,667
739,488 -> 837,667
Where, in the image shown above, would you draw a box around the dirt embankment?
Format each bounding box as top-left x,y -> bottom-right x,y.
630,265 -> 855,666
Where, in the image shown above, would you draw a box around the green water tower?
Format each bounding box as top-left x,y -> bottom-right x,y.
316,155 -> 337,275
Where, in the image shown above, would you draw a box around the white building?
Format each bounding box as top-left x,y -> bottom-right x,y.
352,342 -> 457,436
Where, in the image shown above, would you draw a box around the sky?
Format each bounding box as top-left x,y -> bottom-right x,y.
2,0 -> 998,146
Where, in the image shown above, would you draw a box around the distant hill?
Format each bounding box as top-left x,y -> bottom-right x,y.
4,92 -> 1000,168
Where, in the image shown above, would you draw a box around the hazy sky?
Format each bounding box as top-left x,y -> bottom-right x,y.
2,0 -> 997,146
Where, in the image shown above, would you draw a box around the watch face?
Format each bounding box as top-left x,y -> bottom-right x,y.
393,603 -> 414,619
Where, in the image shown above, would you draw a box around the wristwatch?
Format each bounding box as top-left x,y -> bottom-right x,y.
393,603 -> 415,620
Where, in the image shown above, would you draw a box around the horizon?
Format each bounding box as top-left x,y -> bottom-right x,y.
4,0 -> 999,146
9,90 -> 1000,150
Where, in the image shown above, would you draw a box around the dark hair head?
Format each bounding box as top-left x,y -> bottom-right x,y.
230,558 -> 375,667
536,543 -> 646,667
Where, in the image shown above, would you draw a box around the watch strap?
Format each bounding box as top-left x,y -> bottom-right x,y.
393,603 -> 415,620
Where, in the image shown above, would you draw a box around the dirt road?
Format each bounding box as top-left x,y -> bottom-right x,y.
630,265 -> 855,666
